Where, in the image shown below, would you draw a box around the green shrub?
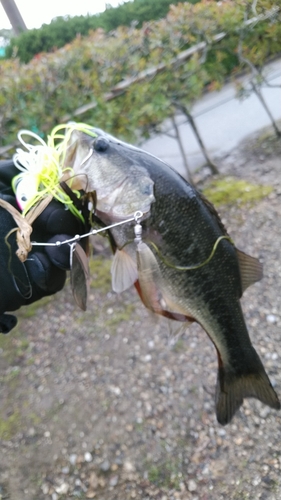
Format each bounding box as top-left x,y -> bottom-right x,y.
0,0 -> 280,150
5,0 -> 200,63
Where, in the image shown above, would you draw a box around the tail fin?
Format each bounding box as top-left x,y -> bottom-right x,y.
216,361 -> 280,425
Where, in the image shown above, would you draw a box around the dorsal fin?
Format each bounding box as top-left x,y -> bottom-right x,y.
236,249 -> 263,295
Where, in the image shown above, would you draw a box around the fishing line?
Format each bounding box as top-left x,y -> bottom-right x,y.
119,222 -> 233,272
31,211 -> 144,248
148,236 -> 234,271
10,123 -> 232,273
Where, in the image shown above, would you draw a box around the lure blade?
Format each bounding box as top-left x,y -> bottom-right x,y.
70,243 -> 90,311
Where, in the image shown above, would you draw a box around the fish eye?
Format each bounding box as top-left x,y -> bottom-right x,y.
93,136 -> 109,152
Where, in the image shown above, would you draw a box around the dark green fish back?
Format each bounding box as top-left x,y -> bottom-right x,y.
79,130 -> 280,424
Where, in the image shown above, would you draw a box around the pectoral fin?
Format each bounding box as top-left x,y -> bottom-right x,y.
236,249 -> 263,295
111,248 -> 138,293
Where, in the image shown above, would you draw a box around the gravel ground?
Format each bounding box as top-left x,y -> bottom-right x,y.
0,127 -> 281,500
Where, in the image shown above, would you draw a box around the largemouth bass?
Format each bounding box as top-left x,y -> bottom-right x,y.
63,126 -> 280,425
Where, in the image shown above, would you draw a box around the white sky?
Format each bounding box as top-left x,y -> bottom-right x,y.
0,0 -> 124,30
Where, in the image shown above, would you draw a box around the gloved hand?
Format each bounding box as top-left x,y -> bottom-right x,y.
0,159 -> 88,333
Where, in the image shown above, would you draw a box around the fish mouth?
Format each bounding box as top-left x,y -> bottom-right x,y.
64,127 -> 155,223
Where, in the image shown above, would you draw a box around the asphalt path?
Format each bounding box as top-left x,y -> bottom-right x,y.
142,59 -> 281,177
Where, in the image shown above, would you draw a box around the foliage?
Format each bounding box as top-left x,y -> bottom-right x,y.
5,0 -> 199,64
0,0 -> 280,151
202,177 -> 273,207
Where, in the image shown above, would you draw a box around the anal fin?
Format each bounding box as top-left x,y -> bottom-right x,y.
136,241 -> 195,323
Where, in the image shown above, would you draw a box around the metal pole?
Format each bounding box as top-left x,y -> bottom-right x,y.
1,0 -> 27,35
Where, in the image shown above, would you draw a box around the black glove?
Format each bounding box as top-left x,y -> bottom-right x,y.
0,159 -> 88,333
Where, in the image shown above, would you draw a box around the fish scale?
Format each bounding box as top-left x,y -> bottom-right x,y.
63,125 -> 280,425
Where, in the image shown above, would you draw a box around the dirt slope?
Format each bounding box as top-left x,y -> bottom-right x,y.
0,128 -> 281,500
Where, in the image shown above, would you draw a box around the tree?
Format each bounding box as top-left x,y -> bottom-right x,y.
5,0 -> 200,63
235,3 -> 281,137
1,0 -> 280,182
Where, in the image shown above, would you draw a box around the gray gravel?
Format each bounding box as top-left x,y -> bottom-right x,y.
0,127 -> 281,500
